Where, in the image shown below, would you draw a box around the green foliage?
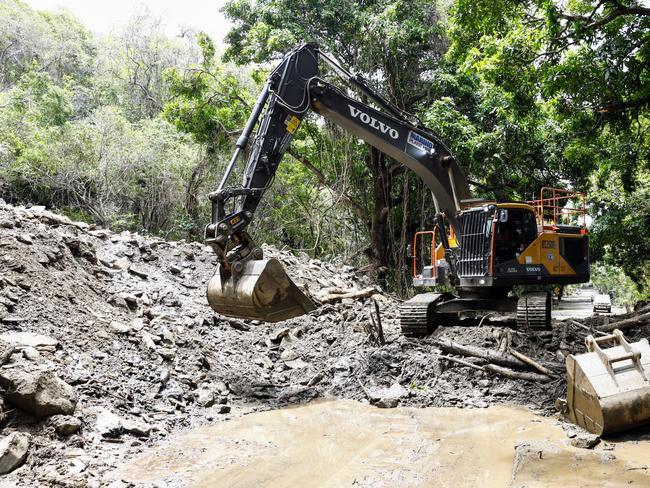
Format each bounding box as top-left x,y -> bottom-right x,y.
0,0 -> 95,87
590,262 -> 643,307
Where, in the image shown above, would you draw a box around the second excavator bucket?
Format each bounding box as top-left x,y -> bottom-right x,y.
564,329 -> 650,435
207,258 -> 315,323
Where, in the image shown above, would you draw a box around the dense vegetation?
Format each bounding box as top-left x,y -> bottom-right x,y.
0,0 -> 648,301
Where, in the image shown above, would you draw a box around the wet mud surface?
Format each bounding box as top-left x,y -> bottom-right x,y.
117,399 -> 650,488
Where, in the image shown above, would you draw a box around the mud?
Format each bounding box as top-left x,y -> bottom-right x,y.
116,399 -> 650,487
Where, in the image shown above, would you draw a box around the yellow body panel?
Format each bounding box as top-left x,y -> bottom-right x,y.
496,202 -> 537,212
434,236 -> 459,262
518,233 -> 578,276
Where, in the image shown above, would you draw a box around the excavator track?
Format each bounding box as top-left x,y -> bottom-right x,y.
516,292 -> 551,330
400,293 -> 449,335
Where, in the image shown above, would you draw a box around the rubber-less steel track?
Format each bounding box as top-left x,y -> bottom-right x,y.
399,293 -> 446,335
516,292 -> 551,330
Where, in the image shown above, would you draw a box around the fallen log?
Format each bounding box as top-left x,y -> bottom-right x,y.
597,311 -> 650,333
568,319 -> 607,336
434,338 -> 529,370
318,287 -> 376,304
483,364 -> 551,383
509,349 -> 555,377
434,338 -> 561,373
439,355 -> 551,383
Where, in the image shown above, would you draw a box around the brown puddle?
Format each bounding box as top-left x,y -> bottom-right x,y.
116,399 -> 650,487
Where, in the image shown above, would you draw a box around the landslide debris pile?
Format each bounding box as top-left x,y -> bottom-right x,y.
0,202 -> 591,486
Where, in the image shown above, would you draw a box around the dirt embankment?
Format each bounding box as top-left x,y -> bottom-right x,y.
0,202 -> 593,486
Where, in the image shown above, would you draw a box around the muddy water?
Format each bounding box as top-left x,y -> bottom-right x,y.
117,399 -> 650,487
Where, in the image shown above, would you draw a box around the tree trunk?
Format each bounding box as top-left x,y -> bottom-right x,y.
368,147 -> 390,281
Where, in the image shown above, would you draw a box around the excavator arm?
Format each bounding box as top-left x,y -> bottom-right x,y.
205,42 -> 471,322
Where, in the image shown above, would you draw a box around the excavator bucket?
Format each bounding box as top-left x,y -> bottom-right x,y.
207,258 -> 315,323
564,329 -> 650,435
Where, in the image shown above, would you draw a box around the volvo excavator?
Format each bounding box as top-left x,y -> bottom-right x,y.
204,42 -> 590,334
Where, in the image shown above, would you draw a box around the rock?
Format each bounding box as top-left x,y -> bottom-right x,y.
562,423 -> 601,449
159,368 -> 170,386
128,265 -> 149,279
285,358 -> 309,369
92,407 -> 151,438
255,355 -> 274,370
368,383 -> 407,409
113,257 -> 131,270
279,333 -> 299,350
307,372 -> 324,386
333,357 -> 350,372
156,347 -> 176,361
197,388 -> 215,407
21,347 -> 40,361
218,405 -> 231,414
0,332 -> 58,349
109,321 -> 131,334
141,332 -> 157,351
375,397 -> 399,408
130,318 -> 145,332
0,368 -> 77,417
280,349 -> 299,361
118,293 -> 138,310
214,380 -> 229,395
50,415 -> 82,435
0,432 -> 30,474
94,408 -> 123,438
269,327 -> 290,342
0,340 -> 15,366
122,419 -> 152,437
108,294 -> 129,309
16,234 -> 33,245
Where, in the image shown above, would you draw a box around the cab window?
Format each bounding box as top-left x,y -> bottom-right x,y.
494,208 -> 537,264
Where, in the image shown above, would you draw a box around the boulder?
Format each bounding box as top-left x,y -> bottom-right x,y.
0,332 -> 57,350
50,415 -> 82,435
196,388 -> 215,408
367,383 -> 407,409
0,432 -> 30,474
93,407 -> 151,438
0,368 -> 77,417
94,408 -> 122,438
109,321 -> 131,335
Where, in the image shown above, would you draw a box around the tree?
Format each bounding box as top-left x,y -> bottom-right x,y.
0,0 -> 95,88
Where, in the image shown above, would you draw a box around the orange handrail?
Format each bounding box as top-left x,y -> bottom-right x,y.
528,187 -> 587,231
412,226 -> 438,279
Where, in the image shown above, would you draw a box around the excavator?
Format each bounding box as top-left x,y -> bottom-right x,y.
204,42 -> 590,334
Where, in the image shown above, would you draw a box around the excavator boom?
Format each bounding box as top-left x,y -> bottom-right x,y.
205,42 -> 470,322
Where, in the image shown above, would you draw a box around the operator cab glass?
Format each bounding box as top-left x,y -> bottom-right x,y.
493,208 -> 537,264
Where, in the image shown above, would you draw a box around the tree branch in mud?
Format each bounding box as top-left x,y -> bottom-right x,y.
317,287 -> 377,304
364,299 -> 386,346
508,349 -> 556,378
597,311 -> 650,333
439,355 -> 552,383
434,339 -> 561,375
